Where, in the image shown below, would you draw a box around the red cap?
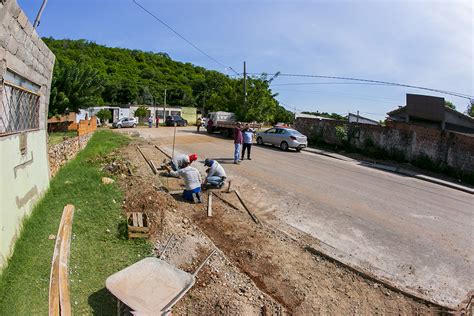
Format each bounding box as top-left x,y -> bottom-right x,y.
189,153 -> 198,162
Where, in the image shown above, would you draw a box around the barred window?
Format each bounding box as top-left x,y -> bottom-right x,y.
1,70 -> 41,136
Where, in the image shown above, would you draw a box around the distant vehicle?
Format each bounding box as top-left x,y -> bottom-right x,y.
206,111 -> 261,138
165,115 -> 188,126
112,117 -> 137,128
256,127 -> 307,151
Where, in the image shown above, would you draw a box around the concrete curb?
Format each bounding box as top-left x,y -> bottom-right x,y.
303,147 -> 474,195
364,163 -> 474,195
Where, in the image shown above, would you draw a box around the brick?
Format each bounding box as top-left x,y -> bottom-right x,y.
17,10 -> 28,29
0,29 -> 10,48
24,22 -> 33,37
6,35 -> 18,55
8,1 -> 21,19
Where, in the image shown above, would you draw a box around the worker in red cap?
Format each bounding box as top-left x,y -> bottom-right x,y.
188,153 -> 198,164
161,153 -> 198,173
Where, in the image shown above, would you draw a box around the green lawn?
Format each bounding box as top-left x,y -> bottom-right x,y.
0,130 -> 151,315
48,131 -> 78,146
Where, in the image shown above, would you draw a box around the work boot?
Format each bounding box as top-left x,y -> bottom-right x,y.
192,192 -> 202,204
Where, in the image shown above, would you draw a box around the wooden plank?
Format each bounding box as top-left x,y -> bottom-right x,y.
213,192 -> 240,210
137,213 -> 144,227
132,213 -> 138,227
128,232 -> 150,238
149,160 -> 158,174
58,204 -> 75,316
154,145 -> 171,159
49,206 -> 70,316
234,190 -> 260,225
128,226 -> 150,233
207,192 -> 213,217
136,146 -> 156,174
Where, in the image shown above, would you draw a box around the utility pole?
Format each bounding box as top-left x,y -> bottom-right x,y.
243,61 -> 247,109
33,0 -> 48,29
163,89 -> 167,120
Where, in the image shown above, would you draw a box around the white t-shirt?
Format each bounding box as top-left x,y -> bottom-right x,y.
171,166 -> 202,190
207,161 -> 227,178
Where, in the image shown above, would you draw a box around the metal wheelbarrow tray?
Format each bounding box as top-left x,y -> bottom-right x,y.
106,249 -> 215,315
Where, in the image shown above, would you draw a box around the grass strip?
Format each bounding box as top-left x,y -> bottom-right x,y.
0,130 -> 151,315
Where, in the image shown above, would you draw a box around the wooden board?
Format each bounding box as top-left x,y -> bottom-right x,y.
207,192 -> 213,217
58,204 -> 74,316
49,204 -> 74,316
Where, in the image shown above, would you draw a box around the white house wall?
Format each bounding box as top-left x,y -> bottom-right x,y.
0,0 -> 55,267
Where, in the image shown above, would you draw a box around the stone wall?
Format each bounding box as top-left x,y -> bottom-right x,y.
48,134 -> 93,177
0,0 -> 55,267
295,117 -> 474,174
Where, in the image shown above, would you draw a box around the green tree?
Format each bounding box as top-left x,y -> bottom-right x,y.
49,62 -> 104,116
43,38 -> 290,122
96,109 -> 111,125
445,100 -> 456,110
134,105 -> 148,118
467,100 -> 474,117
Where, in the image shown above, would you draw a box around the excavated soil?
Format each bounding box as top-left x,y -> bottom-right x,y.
107,136 -> 444,315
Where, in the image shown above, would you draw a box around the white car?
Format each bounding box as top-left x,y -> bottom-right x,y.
112,117 -> 137,128
256,127 -> 308,151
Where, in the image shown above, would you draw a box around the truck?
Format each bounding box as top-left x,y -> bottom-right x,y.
206,111 -> 262,138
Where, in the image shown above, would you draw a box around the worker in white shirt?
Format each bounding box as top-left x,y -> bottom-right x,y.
203,159 -> 227,189
170,161 -> 203,203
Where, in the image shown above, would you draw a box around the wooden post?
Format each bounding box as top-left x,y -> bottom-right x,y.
207,192 -> 213,217
226,180 -> 232,193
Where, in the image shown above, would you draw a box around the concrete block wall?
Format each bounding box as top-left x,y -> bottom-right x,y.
295,117 -> 474,174
0,0 -> 55,267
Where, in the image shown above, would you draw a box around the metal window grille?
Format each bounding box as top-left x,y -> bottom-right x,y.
0,81 -> 40,136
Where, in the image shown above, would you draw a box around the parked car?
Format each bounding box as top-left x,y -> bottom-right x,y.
256,127 -> 307,151
112,117 -> 137,128
165,115 -> 188,126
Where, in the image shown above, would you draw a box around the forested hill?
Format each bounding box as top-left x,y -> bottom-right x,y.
44,38 -> 293,123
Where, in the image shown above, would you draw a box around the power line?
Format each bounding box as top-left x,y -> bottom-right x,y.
271,81 -> 389,87
132,0 -> 239,76
247,72 -> 473,100
276,88 -> 399,104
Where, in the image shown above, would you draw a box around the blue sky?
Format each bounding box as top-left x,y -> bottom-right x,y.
19,0 -> 473,119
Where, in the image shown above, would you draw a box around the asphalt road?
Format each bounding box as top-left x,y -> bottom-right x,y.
126,126 -> 473,308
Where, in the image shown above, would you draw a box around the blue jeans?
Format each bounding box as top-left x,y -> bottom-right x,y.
234,143 -> 242,162
183,187 -> 201,201
207,176 -> 224,187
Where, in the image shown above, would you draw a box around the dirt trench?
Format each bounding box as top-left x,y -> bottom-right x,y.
109,137 -> 442,315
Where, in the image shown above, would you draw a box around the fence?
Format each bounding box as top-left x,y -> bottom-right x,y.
295,117 -> 474,175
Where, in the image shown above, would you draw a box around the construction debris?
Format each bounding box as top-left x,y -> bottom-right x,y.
101,177 -> 115,184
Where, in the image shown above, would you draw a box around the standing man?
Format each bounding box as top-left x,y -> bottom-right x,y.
148,116 -> 153,128
169,161 -> 202,203
241,124 -> 254,160
203,159 -> 227,189
233,122 -> 243,164
196,117 -> 202,132
155,116 -> 160,128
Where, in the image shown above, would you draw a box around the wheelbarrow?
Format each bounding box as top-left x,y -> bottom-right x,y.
106,238 -> 216,315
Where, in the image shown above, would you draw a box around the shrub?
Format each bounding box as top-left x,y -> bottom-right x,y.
96,109 -> 111,125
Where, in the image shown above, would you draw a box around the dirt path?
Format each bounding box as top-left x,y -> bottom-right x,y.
111,135 -> 444,314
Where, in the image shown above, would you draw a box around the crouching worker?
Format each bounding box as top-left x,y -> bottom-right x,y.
203,159 -> 227,189
162,153 -> 198,174
170,161 -> 203,203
